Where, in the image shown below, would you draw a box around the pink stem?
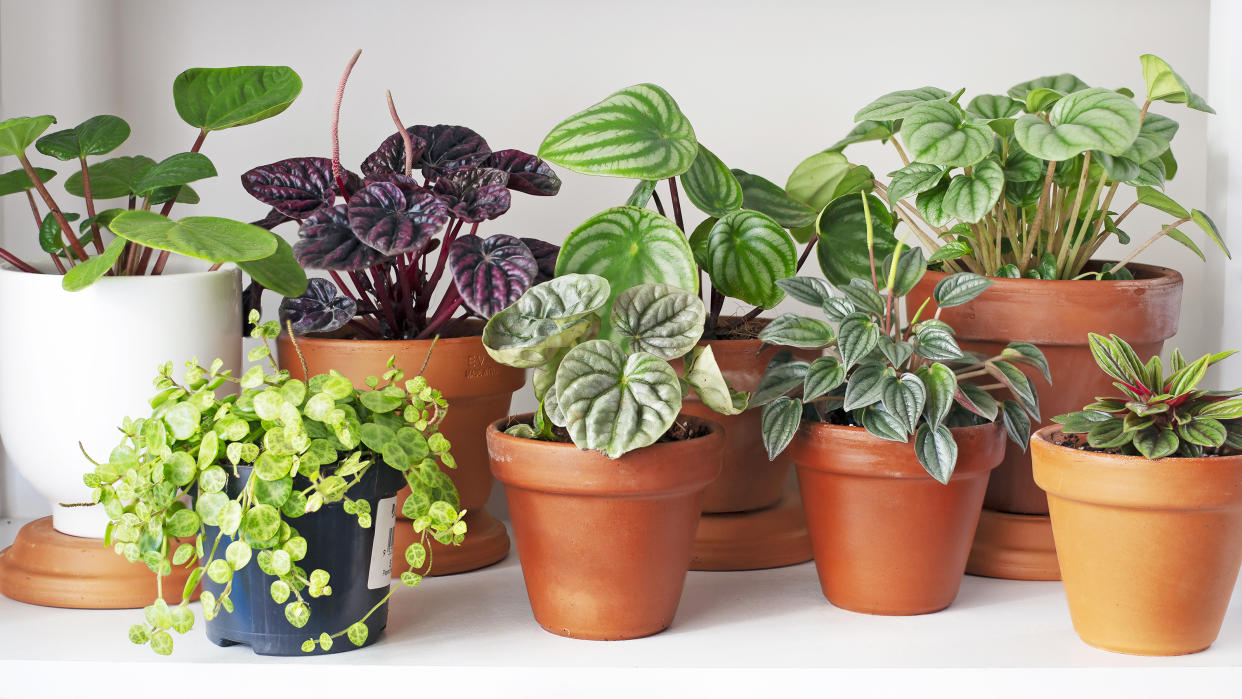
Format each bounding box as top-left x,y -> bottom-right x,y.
332,49 -> 363,199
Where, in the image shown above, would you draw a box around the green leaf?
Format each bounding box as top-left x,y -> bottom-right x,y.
928,240 -> 972,264
1140,54 -> 1214,113
884,246 -> 926,297
859,404 -> 909,442
701,210 -> 796,308
627,179 -> 657,207
899,101 -> 992,167
757,313 -> 834,348
1122,113 -> 1178,163
916,183 -> 952,227
61,236 -> 127,291
108,211 -> 277,263
1133,425 -> 1178,459
347,622 -> 369,647
956,383 -> 999,421
238,235 -> 309,298
1014,88 -> 1142,160
966,94 -> 1023,120
829,165 -> 876,200
0,116 -> 56,157
683,345 -> 748,415
0,167 -> 55,197
1135,186 -> 1189,218
610,282 -> 704,360
1002,145 -> 1045,182
844,363 -> 889,411
882,373 -> 926,434
837,313 -> 880,368
555,340 -> 681,458
914,423 -> 958,484
1001,342 -> 1052,384
64,155 -> 156,199
752,351 -> 810,406
35,115 -> 130,160
1191,209 -> 1230,258
855,87 -> 950,121
482,273 -> 609,368
225,540 -> 252,570
680,143 -> 742,217
133,152 -> 216,195
919,363 -> 957,426
943,159 -> 1003,223
242,504 -> 281,541
1024,88 -> 1066,114
816,193 -> 897,286
284,601 -> 310,629
803,356 -> 845,401
827,120 -> 895,151
1177,417 -> 1226,448
761,397 -> 802,460
775,276 -> 832,307
932,272 -> 992,307
538,83 -> 697,179
886,162 -> 945,205
174,66 -> 303,131
732,169 -> 817,229
1001,400 -> 1032,451
39,211 -> 81,254
1008,73 -> 1089,101
785,151 -> 851,212
987,360 -> 1040,419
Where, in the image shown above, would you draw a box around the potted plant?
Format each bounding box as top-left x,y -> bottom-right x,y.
241,51 -> 562,575
0,65 -> 307,609
821,54 -> 1224,580
83,312 -> 464,656
482,272 -> 746,639
757,197 -> 1046,614
538,84 -> 873,569
1033,334 -> 1242,655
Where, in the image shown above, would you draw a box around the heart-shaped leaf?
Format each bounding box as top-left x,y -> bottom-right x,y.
943,159 -> 1004,223
0,116 -> 56,157
883,246 -> 927,297
1121,113 -> 1178,164
886,162 -> 946,205
539,83 -> 697,180
35,115 -> 130,160
279,278 -> 356,334
785,151 -> 851,213
448,233 -> 537,318
238,235 -> 307,298
816,193 -> 897,286
432,167 -> 512,222
294,204 -> 386,270
61,236 -> 127,292
751,351 -> 809,406
627,179 -> 657,207
1140,54 -> 1214,113
855,87 -> 950,121
844,363 -> 889,411
361,128 -> 429,178
732,169 -> 817,229
0,167 -> 55,197
1002,144 -> 1045,182
1024,88 -> 1065,114
683,345 -> 748,415
610,283 -> 705,360
775,276 -> 832,307
242,158 -> 359,219
39,212 -> 81,254
882,373 -> 927,435
827,120 -> 896,152
63,155 -> 155,199
680,143 -> 742,217
174,66 -> 302,131
757,313 -> 834,348
482,273 -> 610,368
393,125 -> 492,180
914,423 -> 958,484
761,396 -> 802,460
966,95 -> 1022,120
1014,88 -> 1142,161
1008,73 -> 1088,102
348,178 -> 448,255
899,101 -> 992,167
860,404 -> 909,442
701,210 -> 796,308
519,237 -> 559,283
803,356 -> 845,401
915,183 -> 952,227
1001,400 -> 1033,451
109,211 -> 277,263
919,363 -> 958,426
485,149 -> 561,196
838,313 -> 881,368
134,152 -> 217,195
555,340 -> 681,458
932,272 -> 992,307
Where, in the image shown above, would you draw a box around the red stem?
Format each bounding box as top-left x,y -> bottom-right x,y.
0,247 -> 38,273
78,156 -> 104,253
667,178 -> 685,231
150,129 -> 209,276
651,190 -> 667,217
369,265 -> 400,335
418,285 -> 463,339
26,190 -> 66,274
20,154 -> 87,263
795,237 -> 818,273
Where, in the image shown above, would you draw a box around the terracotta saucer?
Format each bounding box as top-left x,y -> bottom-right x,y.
690,487 -> 813,571
393,508 -> 509,577
965,509 -> 1061,580
0,517 -> 198,609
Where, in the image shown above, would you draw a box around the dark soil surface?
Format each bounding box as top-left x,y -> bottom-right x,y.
1053,431 -> 1239,458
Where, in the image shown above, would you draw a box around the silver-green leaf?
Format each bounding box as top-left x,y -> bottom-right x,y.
611,283 -> 705,360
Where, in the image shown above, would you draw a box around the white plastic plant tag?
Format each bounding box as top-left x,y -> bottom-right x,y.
368,496 -> 398,589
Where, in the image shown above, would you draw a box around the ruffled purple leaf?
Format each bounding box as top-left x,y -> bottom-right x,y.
487,149 -> 562,196
361,130 -> 429,179
241,157 -> 361,219
409,125 -> 491,180
348,177 -> 448,256
519,237 -> 559,283
279,277 -> 357,335
433,167 -> 511,223
294,204 -> 386,270
448,233 -> 537,317
253,207 -> 295,230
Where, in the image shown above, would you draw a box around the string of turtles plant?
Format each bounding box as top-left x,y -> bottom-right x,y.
244,50 -> 561,340
84,311 -> 465,655
756,194 -> 1048,482
819,53 -> 1228,280
0,67 -> 306,297
481,273 -> 747,455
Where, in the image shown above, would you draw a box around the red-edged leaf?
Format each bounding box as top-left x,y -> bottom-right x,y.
279,278 -> 356,334
347,176 -> 448,255
241,157 -> 361,219
486,149 -> 561,196
448,234 -> 537,317
432,167 -> 511,222
294,204 -> 386,270
361,129 -> 428,178
409,125 -> 491,180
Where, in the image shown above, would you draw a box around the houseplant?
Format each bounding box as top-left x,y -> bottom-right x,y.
757,195 -> 1046,614
1035,334 -> 1242,656
823,54 -> 1220,579
245,51 -> 561,574
539,84 -> 874,569
0,65 -> 308,609
86,312 -> 464,656
482,272 -> 745,639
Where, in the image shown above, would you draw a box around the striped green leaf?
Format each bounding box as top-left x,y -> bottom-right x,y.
1014,88 -> 1142,161
702,210 -> 796,308
538,83 -> 697,180
732,169 -> 817,229
855,87 -> 951,122
915,423 -> 958,484
886,163 -> 945,206
761,397 -> 803,460
680,143 -> 742,217
899,101 -> 992,167
757,313 -> 834,348
611,283 -> 705,360
481,273 -> 610,368
943,159 -> 1004,223
786,151 -> 851,212
816,193 -> 897,286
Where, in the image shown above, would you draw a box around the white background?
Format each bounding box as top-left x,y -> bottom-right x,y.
0,0 -> 1230,521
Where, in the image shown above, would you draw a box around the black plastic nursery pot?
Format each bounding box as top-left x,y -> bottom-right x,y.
201,463 -> 404,656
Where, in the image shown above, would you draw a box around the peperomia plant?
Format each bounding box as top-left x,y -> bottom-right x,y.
480,273 -> 747,458
85,311 -> 465,655
1053,334 -> 1242,459
538,84 -> 870,337
818,54 -> 1228,280
0,67 -> 307,297
756,194 -> 1047,483
243,51 -> 560,340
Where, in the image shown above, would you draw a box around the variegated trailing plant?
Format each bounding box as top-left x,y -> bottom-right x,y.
1053,334 -> 1242,459
817,54 -> 1228,280
0,67 -> 307,297
244,51 -> 561,339
756,194 -> 1047,483
538,84 -> 874,337
480,273 -> 747,458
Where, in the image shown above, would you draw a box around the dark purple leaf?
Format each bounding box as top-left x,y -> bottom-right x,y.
448,234 -> 537,317
279,277 -> 357,335
361,130 -> 429,178
433,167 -> 511,223
409,125 -> 491,180
241,157 -> 361,219
487,149 -> 562,196
253,207 -> 295,230
519,237 -> 559,283
348,178 -> 448,256
294,204 -> 387,270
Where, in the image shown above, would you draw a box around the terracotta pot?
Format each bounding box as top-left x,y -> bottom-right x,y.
908,263 -> 1183,515
788,420 -> 1005,615
1032,427 -> 1242,655
486,414 -> 724,640
277,321 -> 523,574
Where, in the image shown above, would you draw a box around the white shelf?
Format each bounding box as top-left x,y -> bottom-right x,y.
1,517 -> 1239,698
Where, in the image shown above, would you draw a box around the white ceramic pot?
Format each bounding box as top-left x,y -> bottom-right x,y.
0,268 -> 241,537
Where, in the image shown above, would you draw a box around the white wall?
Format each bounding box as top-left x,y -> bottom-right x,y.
0,0 -> 1220,518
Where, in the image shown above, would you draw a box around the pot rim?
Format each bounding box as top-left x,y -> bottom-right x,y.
789,419 -> 1005,481
921,261 -> 1181,288
0,266 -> 239,284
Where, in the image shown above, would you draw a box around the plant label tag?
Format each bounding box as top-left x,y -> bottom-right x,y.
368,496 -> 398,589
